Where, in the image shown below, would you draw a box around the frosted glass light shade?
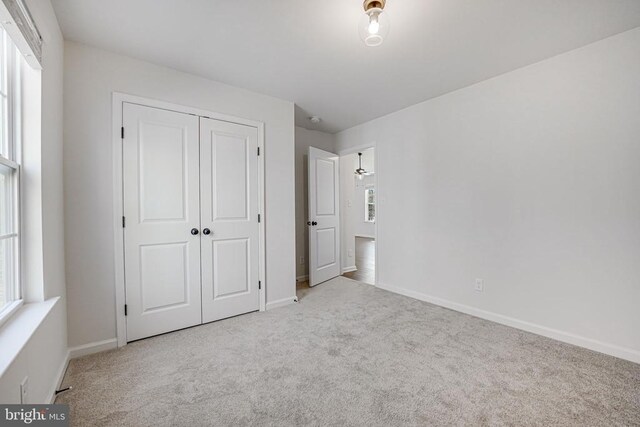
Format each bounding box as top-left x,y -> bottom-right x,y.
359,7 -> 390,47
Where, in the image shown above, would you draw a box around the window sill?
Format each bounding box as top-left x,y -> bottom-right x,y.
0,297 -> 60,378
0,300 -> 24,329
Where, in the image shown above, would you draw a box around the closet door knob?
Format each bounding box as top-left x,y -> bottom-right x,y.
203,228 -> 211,235
190,228 -> 199,235
312,221 -> 318,226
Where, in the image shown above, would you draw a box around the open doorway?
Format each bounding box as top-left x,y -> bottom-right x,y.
340,148 -> 376,285
295,132 -> 376,295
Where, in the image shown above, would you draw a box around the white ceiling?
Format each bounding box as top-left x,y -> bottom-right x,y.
51,0 -> 640,133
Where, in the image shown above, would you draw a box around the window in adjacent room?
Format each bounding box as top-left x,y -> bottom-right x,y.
365,185 -> 375,223
0,26 -> 21,318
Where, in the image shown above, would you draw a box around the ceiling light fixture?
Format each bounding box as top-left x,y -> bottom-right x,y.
354,152 -> 371,180
359,0 -> 390,47
309,116 -> 321,124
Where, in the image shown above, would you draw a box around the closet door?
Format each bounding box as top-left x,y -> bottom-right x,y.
200,117 -> 260,323
123,103 -> 202,341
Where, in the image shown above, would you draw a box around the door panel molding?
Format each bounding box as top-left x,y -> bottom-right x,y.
211,238 -> 250,299
139,241 -> 189,313
137,121 -> 188,223
112,93 -> 266,347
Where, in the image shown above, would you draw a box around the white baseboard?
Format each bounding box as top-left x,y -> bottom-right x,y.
342,265 -> 357,274
47,350 -> 70,404
376,282 -> 640,364
296,275 -> 308,282
266,296 -> 297,310
69,338 -> 118,359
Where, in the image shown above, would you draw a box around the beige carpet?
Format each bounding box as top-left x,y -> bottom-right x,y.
57,277 -> 640,426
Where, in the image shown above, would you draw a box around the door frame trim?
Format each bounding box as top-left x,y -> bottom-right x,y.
112,92 -> 267,347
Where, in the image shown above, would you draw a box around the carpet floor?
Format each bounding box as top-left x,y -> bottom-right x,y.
57,277 -> 640,426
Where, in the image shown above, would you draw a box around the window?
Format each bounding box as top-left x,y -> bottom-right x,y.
0,27 -> 21,317
365,185 -> 375,223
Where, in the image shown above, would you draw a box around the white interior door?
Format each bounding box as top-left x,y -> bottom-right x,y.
123,103 -> 202,341
308,146 -> 341,286
200,117 -> 260,323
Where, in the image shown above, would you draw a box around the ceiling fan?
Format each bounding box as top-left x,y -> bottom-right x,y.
355,152 -> 372,180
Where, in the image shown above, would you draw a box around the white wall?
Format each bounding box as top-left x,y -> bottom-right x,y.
294,127 -> 336,279
0,0 -> 67,403
64,41 -> 296,348
0,302 -> 66,403
336,28 -> 640,362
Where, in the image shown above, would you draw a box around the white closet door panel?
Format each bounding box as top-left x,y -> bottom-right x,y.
123,103 -> 202,341
138,122 -> 187,221
212,238 -> 249,297
139,242 -> 189,311
200,117 -> 260,323
212,133 -> 249,220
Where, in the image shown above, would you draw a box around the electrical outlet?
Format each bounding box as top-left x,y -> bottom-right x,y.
299,256 -> 304,264
348,200 -> 352,207
475,278 -> 484,292
348,249 -> 353,258
20,377 -> 28,404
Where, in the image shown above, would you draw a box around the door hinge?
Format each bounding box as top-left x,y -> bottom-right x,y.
257,147 -> 260,156
124,304 -> 128,316
121,127 -> 124,139
258,214 -> 261,223
258,281 -> 262,290
122,216 -> 126,228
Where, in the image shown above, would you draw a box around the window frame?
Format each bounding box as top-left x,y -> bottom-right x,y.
0,26 -> 22,327
364,185 -> 375,223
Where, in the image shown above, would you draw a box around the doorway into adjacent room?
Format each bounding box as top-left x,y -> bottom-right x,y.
340,147 -> 376,285
302,144 -> 376,290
